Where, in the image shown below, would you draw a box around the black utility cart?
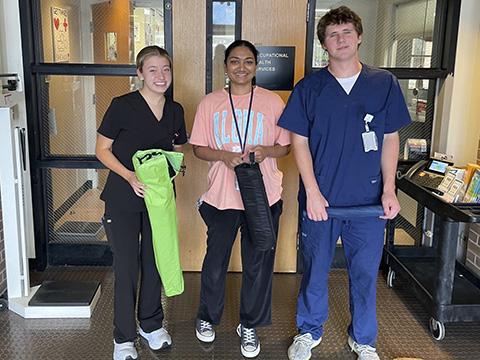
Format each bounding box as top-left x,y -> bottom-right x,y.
385,174 -> 480,340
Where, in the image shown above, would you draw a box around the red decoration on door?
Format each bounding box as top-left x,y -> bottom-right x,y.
53,18 -> 60,30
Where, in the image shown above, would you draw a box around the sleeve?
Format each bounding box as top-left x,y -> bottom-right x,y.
277,81 -> 310,137
271,93 -> 291,146
189,98 -> 210,147
173,103 -> 188,145
97,97 -> 123,140
384,75 -> 412,133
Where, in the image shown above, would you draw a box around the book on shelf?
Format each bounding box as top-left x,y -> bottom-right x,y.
462,169 -> 480,203
465,163 -> 480,186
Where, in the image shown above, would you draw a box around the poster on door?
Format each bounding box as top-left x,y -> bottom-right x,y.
51,7 -> 70,62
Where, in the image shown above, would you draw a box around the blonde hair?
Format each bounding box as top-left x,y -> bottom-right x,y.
136,46 -> 172,72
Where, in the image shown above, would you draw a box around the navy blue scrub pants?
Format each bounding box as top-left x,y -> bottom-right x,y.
103,204 -> 164,343
296,214 -> 386,346
197,200 -> 282,328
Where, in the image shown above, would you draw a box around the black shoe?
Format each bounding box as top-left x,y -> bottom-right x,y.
236,324 -> 260,358
195,318 -> 215,343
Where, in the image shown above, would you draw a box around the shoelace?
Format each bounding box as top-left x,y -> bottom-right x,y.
355,344 -> 378,358
242,327 -> 257,346
200,320 -> 212,332
294,333 -> 314,346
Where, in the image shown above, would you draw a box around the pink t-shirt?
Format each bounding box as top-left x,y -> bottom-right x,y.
190,86 -> 290,210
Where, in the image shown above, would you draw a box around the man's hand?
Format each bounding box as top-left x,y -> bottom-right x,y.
306,189 -> 330,221
380,191 -> 401,219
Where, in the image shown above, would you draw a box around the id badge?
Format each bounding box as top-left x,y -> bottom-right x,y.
362,131 -> 378,152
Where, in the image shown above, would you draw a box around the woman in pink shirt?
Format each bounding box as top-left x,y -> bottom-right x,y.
189,40 -> 290,358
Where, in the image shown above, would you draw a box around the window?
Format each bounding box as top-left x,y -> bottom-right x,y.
305,0 -> 460,157
20,0 -> 173,267
309,0 -> 438,70
40,0 -> 166,65
304,0 -> 460,252
206,0 -> 242,93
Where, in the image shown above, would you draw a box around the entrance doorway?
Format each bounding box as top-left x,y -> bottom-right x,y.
21,0 -> 170,268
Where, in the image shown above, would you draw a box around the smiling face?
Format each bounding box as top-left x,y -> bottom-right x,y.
224,46 -> 257,88
322,22 -> 362,62
137,55 -> 172,95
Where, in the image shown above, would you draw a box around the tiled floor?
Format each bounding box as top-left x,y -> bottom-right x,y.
0,268 -> 479,360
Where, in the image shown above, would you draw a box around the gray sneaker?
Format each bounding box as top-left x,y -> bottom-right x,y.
348,336 -> 380,360
236,324 -> 260,358
113,340 -> 137,360
287,333 -> 322,360
196,319 -> 215,342
139,327 -> 171,350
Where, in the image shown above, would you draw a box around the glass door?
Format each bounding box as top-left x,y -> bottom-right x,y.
20,0 -> 171,268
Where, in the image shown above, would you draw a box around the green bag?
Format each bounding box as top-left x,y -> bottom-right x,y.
132,149 -> 184,297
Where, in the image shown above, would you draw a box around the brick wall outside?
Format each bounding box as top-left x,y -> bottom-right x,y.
466,138 -> 480,276
0,191 -> 6,296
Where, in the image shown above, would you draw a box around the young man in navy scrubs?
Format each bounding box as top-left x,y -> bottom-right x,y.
279,6 -> 411,360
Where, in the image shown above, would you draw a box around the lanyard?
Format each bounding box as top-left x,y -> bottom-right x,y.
228,86 -> 254,154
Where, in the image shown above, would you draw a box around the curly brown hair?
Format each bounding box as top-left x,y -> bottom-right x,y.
317,6 -> 363,46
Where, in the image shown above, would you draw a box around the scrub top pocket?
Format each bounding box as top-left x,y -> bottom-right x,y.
362,174 -> 383,203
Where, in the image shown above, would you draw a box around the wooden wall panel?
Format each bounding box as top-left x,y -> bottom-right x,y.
242,0 -> 307,272
173,0 -> 307,272
172,0 -> 208,271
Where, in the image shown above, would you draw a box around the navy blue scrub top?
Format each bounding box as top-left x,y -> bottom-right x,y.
98,91 -> 187,212
278,64 -> 411,208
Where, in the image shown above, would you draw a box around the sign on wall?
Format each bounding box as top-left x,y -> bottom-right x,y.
51,7 -> 70,62
255,46 -> 295,91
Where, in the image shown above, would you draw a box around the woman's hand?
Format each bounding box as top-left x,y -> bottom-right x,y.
221,151 -> 245,169
250,146 -> 269,163
127,171 -> 147,198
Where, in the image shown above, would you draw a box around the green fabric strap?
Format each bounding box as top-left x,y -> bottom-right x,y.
132,149 -> 184,297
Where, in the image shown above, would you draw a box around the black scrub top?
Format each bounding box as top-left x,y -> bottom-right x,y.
98,91 -> 187,211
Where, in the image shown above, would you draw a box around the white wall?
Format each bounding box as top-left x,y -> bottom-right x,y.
0,0 -> 4,296
437,0 -> 480,166
0,1 -> 4,73
0,0 -> 27,119
0,0 -> 35,261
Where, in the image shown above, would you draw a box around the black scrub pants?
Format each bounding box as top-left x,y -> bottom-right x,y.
103,204 -> 164,343
197,200 -> 283,328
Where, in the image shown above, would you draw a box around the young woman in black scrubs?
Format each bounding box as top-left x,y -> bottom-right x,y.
96,46 -> 187,360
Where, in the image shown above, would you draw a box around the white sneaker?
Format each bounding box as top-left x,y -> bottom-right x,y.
139,327 -> 172,351
287,333 -> 322,360
348,336 -> 380,360
113,340 -> 137,360
196,318 -> 215,342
